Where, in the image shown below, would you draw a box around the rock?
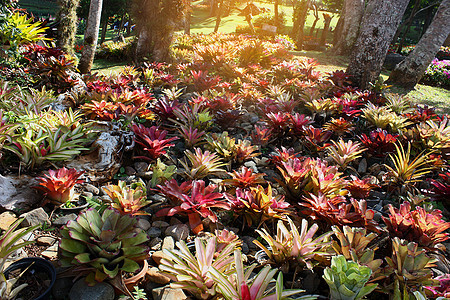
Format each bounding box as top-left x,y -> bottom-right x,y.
69,279 -> 115,300
162,236 -> 175,250
152,287 -> 187,300
149,237 -> 162,250
241,236 -> 258,251
152,250 -> 170,265
125,166 -> 136,176
19,208 -> 49,227
82,191 -> 94,199
134,162 -> 149,173
169,217 -> 182,225
254,157 -> 270,167
67,132 -> 121,182
36,236 -> 57,246
243,161 -> 258,172
147,267 -> 171,284
358,158 -> 367,174
0,175 -> 41,213
41,244 -> 58,259
0,211 -> 17,231
84,183 -> 100,195
52,277 -> 73,300
152,221 -> 170,229
53,214 -> 77,226
165,224 -> 189,241
137,218 -> 151,231
383,53 -> 406,71
148,227 -> 162,238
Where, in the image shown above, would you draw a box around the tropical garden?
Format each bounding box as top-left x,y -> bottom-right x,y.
0,0 -> 449,299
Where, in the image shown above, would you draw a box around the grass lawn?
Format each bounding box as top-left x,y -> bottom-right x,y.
18,0 -> 58,17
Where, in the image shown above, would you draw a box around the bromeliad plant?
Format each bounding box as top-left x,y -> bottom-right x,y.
180,148 -> 226,180
132,124 -> 178,162
156,179 -> 230,234
102,180 -> 151,216
382,202 -> 450,248
359,129 -> 398,157
254,217 -> 333,272
209,250 -> 308,300
326,139 -> 366,170
323,255 -> 378,300
160,236 -> 237,299
59,208 -> 149,285
34,167 -> 84,206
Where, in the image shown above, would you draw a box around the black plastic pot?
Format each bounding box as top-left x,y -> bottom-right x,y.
4,257 -> 57,300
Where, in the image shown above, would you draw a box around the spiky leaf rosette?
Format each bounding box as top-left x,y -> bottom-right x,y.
59,208 -> 149,285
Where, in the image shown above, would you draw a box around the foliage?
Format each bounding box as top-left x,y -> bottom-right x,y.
254,217 -> 332,271
160,236 -> 237,299
59,208 -> 149,285
326,139 -> 365,170
382,202 -> 450,248
180,148 -> 226,180
359,129 -> 398,157
34,167 -> 84,206
222,167 -> 266,190
427,172 -> 450,202
103,180 -> 151,216
421,59 -> 450,89
209,250 -> 307,300
132,124 -> 178,162
345,176 -> 379,199
156,179 -> 230,234
323,255 -> 377,300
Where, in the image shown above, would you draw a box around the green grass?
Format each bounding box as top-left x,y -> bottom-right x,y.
18,0 -> 58,16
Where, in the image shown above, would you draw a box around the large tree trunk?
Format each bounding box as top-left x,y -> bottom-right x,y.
320,13 -> 333,46
100,17 -> 108,44
346,0 -> 410,89
56,0 -> 80,55
333,0 -> 364,55
78,0 -> 104,74
388,0 -> 450,89
274,0 -> 279,32
184,4 -> 191,35
309,3 -> 319,36
214,0 -> 224,33
444,33 -> 450,46
295,0 -> 311,50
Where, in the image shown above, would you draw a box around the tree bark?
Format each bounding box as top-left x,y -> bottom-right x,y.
214,0 -> 224,33
444,33 -> 450,46
274,0 -> 279,32
346,0 -> 410,89
388,0 -> 450,89
56,0 -> 80,55
333,0 -> 364,55
295,0 -> 311,50
100,17 -> 108,44
320,13 -> 333,46
78,0 -> 104,74
184,4 -> 191,35
309,2 -> 319,36
332,4 -> 345,46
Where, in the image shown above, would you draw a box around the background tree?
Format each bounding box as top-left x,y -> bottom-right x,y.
132,0 -> 186,62
332,0 -> 364,55
292,0 -> 311,49
346,0 -> 410,89
57,0 -> 81,55
387,0 -> 450,89
78,0 -> 103,73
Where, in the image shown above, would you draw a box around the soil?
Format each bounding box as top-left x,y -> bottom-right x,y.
8,265 -> 51,299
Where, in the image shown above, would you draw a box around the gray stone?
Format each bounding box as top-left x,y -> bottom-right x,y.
152,287 -> 187,300
36,236 -> 57,246
358,158 -> 367,174
82,191 -> 94,199
383,53 -> 406,71
19,208 -> 49,227
134,162 -> 149,173
69,279 -> 115,300
243,161 -> 258,172
52,277 -> 73,300
53,214 -> 77,226
165,224 -> 189,241
148,227 -> 162,238
137,218 -> 151,231
0,211 -> 17,231
84,183 -> 99,195
241,236 -> 258,250
41,244 -> 58,259
0,175 -> 41,213
149,237 -> 162,250
162,236 -> 175,250
152,221 -> 170,229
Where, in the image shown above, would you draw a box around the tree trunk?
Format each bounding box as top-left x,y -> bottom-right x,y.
332,5 -> 345,46
333,0 -> 364,55
346,0 -> 410,89
274,0 -> 279,32
184,8 -> 191,35
396,0 -> 421,53
126,17 -> 131,35
295,0 -> 311,50
78,0 -> 104,74
210,0 -> 218,17
56,0 -> 80,55
421,5 -> 435,37
388,0 -> 450,89
309,3 -> 319,36
320,13 -> 333,46
214,0 -> 224,33
100,17 -> 107,44
444,33 -> 450,46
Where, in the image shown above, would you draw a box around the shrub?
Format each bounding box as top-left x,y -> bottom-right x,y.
421,59 -> 450,89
